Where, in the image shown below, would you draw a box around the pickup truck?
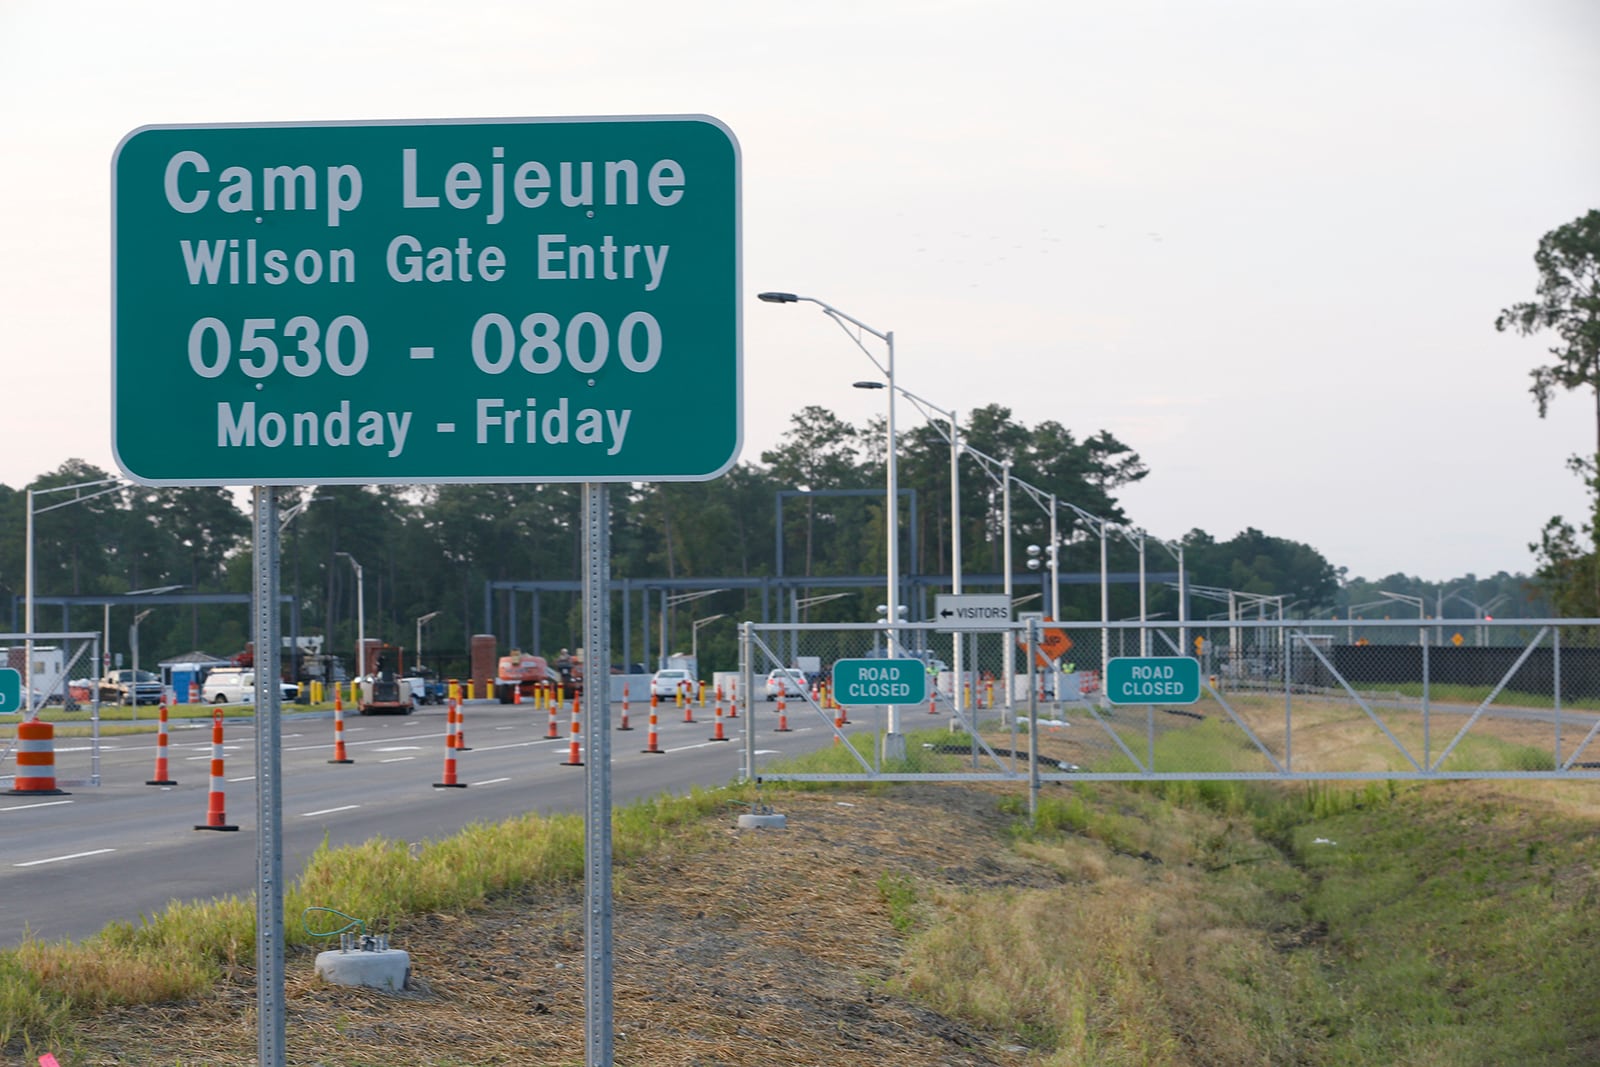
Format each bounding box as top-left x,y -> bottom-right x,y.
98,669 -> 164,706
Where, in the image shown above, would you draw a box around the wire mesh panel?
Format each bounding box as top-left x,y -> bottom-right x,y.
742,619 -> 1600,783
0,632 -> 105,788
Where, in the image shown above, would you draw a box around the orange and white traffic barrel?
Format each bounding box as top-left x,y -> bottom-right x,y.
194,709 -> 237,830
7,720 -> 67,796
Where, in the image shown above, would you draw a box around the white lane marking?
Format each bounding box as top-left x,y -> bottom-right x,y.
461,739 -> 560,753
472,777 -> 511,786
753,749 -> 781,756
15,848 -> 116,867
380,756 -> 416,763
1,799 -> 75,813
374,746 -> 423,752
495,726 -> 514,731
301,805 -> 360,817
664,738 -> 743,753
230,775 -> 257,782
284,732 -> 440,753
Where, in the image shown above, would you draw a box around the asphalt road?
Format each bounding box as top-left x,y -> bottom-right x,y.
0,697 -> 845,947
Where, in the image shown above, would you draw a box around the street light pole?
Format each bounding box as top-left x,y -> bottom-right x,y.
690,613 -> 728,670
759,291 -> 904,746
1002,460 -> 1013,718
25,478 -> 125,713
415,611 -> 441,670
130,608 -> 153,709
336,552 -> 364,681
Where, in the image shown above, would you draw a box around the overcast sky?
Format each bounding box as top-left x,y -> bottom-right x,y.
2,0 -> 1597,583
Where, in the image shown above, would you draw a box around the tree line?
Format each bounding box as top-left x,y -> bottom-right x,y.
0,403 -> 1545,678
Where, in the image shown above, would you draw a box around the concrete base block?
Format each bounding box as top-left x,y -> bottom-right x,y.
315,948 -> 411,992
882,731 -> 907,761
737,812 -> 788,829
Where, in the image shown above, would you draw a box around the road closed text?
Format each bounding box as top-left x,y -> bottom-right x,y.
1104,658 -> 1201,705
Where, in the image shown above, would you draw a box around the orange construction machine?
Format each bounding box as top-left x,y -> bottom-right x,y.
494,650 -> 554,704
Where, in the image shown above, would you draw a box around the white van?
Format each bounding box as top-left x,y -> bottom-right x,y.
202,668 -> 298,705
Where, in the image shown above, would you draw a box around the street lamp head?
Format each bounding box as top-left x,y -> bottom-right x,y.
852,380 -> 885,390
757,291 -> 799,303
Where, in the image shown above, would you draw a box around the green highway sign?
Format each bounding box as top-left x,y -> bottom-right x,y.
1104,657 -> 1202,705
112,116 -> 741,485
0,668 -> 20,714
831,658 -> 928,707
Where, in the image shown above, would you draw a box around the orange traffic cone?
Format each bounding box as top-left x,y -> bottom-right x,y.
681,684 -> 696,724
146,699 -> 178,785
618,685 -> 633,730
454,697 -> 470,751
546,690 -> 560,739
329,689 -> 353,764
642,700 -> 664,754
775,695 -> 792,733
194,710 -> 237,829
434,700 -> 466,788
562,693 -> 584,766
709,693 -> 729,742
725,683 -> 738,719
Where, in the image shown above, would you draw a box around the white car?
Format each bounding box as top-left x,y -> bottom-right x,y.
650,669 -> 693,698
765,668 -> 809,701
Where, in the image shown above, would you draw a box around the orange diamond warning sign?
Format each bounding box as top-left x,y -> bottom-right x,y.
1017,621 -> 1073,666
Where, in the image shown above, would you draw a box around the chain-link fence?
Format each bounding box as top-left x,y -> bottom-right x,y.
740,618 -> 1600,783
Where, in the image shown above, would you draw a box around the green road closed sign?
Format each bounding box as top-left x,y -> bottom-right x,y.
0,668 -> 21,714
831,659 -> 928,707
1104,657 -> 1201,705
112,115 -> 741,485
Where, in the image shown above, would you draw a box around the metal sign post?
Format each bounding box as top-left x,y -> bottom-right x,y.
581,483 -> 613,1064
114,113 -> 739,1067
252,487 -> 285,1065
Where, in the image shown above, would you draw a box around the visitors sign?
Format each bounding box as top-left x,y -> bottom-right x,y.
934,594 -> 1011,631
112,116 -> 741,485
831,659 -> 928,706
1104,657 -> 1201,705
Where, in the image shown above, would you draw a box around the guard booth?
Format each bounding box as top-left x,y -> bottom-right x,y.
159,651 -> 232,704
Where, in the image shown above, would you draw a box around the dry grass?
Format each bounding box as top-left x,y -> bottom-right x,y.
54,786 -> 1046,1066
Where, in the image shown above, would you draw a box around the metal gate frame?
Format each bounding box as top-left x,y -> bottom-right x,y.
739,618 -> 1600,787
1,631 -> 105,788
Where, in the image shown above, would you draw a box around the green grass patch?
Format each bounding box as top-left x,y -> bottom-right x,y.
877,871 -> 918,933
